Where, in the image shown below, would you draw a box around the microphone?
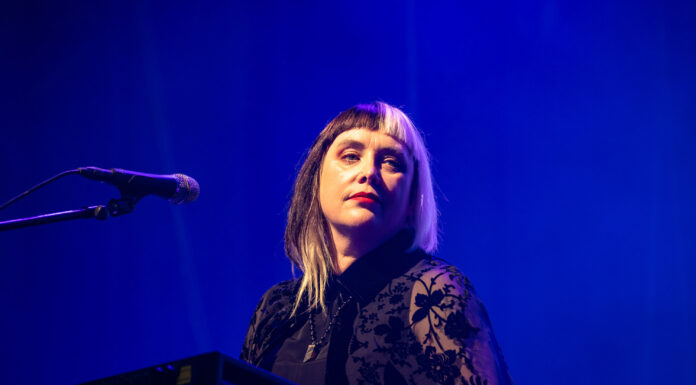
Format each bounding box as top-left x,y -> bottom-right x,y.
77,167 -> 200,204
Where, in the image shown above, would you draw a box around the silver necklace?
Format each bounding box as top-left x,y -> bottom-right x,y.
303,294 -> 353,363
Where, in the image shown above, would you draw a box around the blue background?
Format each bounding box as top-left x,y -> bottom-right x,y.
2,1 -> 694,384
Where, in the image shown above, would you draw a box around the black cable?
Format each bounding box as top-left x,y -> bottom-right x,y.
0,169 -> 80,211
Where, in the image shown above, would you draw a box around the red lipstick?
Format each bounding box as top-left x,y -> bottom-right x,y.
349,192 -> 380,203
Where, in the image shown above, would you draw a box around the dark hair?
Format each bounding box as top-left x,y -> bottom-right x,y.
285,102 -> 438,313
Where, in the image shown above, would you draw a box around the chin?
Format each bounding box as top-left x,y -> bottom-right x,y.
338,215 -> 383,233
346,218 -> 381,230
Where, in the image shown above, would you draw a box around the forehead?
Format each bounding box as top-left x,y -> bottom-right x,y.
329,128 -> 408,153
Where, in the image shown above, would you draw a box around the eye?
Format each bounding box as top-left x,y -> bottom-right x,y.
341,152 -> 360,163
383,157 -> 403,171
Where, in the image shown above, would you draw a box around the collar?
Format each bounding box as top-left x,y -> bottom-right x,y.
333,229 -> 430,303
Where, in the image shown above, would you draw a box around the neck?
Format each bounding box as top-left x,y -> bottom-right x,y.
331,233 -> 369,274
330,227 -> 401,274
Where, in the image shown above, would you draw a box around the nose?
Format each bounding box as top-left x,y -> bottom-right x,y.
358,158 -> 379,184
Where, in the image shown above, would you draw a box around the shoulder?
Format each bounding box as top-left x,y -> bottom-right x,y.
407,257 -> 477,304
240,278 -> 299,364
412,257 -> 474,285
258,278 -> 298,303
253,278 -> 299,319
407,258 -> 480,337
407,258 -> 514,385
251,278 -> 299,337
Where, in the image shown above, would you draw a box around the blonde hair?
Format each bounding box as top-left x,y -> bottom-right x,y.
285,102 -> 438,315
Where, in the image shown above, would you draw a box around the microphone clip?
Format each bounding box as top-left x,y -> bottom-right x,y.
106,195 -> 139,217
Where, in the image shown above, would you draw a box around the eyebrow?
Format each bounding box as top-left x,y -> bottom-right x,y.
334,139 -> 366,151
334,139 -> 408,160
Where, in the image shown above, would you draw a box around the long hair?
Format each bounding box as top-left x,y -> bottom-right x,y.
284,102 -> 438,315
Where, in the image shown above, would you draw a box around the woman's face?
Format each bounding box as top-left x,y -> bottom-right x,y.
319,127 -> 414,245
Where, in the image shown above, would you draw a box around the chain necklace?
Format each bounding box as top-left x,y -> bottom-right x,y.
303,294 -> 353,363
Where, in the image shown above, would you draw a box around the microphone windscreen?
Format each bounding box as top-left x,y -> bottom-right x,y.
170,174 -> 200,204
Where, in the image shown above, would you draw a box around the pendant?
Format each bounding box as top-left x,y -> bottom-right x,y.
303,343 -> 317,363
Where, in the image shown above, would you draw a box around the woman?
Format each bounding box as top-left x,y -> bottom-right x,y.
241,102 -> 513,385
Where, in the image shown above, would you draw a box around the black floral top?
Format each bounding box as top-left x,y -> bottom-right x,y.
240,232 -> 514,385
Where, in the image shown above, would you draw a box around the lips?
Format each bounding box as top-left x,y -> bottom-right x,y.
349,191 -> 380,203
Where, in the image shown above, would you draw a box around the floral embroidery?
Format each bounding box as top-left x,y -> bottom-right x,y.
351,356 -> 381,385
412,289 -> 445,323
374,316 -> 406,344
444,311 -> 480,341
241,258 -> 513,385
414,346 -> 460,385
347,259 -> 493,384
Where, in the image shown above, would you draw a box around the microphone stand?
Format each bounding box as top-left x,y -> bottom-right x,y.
0,196 -> 139,232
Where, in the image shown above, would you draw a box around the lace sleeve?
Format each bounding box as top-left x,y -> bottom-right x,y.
239,280 -> 297,365
239,293 -> 265,364
409,263 -> 514,385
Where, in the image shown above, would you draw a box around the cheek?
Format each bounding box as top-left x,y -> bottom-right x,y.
318,165 -> 343,213
318,170 -> 331,212
321,162 -> 352,193
385,174 -> 413,208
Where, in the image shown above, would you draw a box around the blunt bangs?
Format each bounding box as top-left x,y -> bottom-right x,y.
285,101 -> 438,314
